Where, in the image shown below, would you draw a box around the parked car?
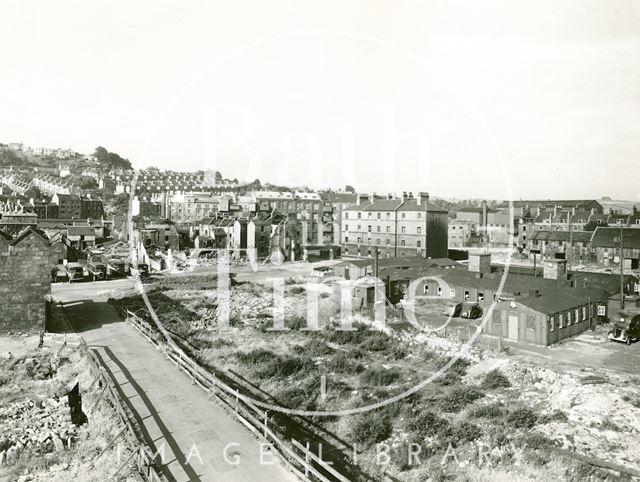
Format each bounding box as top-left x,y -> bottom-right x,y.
51,266 -> 69,283
442,301 -> 462,317
608,312 -> 640,345
461,302 -> 483,319
107,258 -> 128,277
87,262 -> 108,281
65,262 -> 85,282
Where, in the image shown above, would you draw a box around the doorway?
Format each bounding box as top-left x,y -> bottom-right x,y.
508,314 -> 519,341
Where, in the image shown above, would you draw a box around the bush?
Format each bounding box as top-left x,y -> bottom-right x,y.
255,355 -> 314,379
326,352 -> 364,374
236,349 -> 279,365
469,402 -> 506,419
437,385 -> 485,412
359,333 -> 393,352
518,432 -> 556,450
360,367 -> 402,386
440,422 -> 482,446
288,286 -> 305,295
350,415 -> 393,447
390,346 -> 408,360
506,407 -> 538,429
538,409 -> 568,424
293,340 -> 333,357
480,369 -> 511,389
407,411 -> 450,438
276,386 -> 317,411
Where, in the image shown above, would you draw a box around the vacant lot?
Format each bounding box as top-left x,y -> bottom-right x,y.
0,335 -> 136,481
109,271 -> 640,481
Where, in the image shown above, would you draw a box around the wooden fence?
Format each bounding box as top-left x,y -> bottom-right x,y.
79,339 -> 166,482
124,310 -> 351,482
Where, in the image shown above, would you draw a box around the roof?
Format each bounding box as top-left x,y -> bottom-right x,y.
10,227 -> 50,246
497,200 -> 603,210
67,226 -> 95,236
344,198 -> 447,213
456,206 -> 496,213
319,192 -> 358,204
529,230 -> 592,243
590,227 -> 640,248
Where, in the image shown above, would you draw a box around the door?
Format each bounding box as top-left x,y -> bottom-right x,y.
508,315 -> 519,341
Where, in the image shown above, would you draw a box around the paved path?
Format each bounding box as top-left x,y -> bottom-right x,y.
53,280 -> 298,482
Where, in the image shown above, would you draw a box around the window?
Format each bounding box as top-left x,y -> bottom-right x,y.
377,213 -> 381,219
417,241 -> 421,248
401,226 -> 406,234
357,224 -> 361,231
478,292 -> 484,302
344,213 -> 348,219
464,290 -> 470,300
575,309 -> 580,323
401,213 -> 406,219
386,239 -> 390,245
344,224 -> 348,231
450,288 -> 456,297
376,238 -> 380,245
417,213 -> 421,219
368,225 -> 372,232
526,314 -> 536,331
582,307 -> 587,320
424,285 -> 429,294
377,226 -> 381,232
368,212 -> 372,219
549,316 -> 555,332
357,237 -> 362,243
357,212 -> 361,219
437,286 -> 443,297
386,226 -> 390,233
558,313 -> 564,328
386,212 -> 390,219
344,236 -> 349,243
400,240 -> 405,246
417,227 -> 422,234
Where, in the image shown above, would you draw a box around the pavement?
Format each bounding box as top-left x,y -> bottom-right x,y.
52,279 -> 299,482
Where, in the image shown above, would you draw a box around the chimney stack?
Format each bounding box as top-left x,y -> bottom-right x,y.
468,253 -> 491,274
416,192 -> 430,206
401,191 -> 408,202
481,200 -> 488,227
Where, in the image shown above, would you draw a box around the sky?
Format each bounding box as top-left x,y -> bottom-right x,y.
1,0 -> 639,200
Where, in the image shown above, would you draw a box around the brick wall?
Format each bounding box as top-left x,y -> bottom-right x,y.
0,229 -> 51,333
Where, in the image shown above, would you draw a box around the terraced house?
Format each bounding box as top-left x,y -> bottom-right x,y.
341,192 -> 448,259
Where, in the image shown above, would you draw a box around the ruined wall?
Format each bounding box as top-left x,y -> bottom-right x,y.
0,230 -> 51,333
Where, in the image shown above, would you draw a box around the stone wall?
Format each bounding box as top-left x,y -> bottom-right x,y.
0,229 -> 51,333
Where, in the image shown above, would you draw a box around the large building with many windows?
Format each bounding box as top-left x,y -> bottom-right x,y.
341,192 -> 448,259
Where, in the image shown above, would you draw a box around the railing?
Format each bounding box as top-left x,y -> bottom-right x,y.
79,339 -> 166,482
124,310 -> 351,482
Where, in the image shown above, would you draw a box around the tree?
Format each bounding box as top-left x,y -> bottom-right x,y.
93,146 -> 132,170
77,176 -> 98,189
344,185 -> 355,193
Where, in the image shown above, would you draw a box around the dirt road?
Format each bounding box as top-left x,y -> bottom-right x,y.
52,279 -> 298,482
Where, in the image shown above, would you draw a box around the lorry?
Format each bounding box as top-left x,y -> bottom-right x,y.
106,258 -> 128,278
87,261 -> 108,281
65,262 -> 85,282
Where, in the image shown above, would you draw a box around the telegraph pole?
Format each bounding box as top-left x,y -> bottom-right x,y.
620,222 -> 625,309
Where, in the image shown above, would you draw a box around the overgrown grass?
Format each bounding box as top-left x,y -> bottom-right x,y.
360,367 -> 402,386
480,369 -> 511,389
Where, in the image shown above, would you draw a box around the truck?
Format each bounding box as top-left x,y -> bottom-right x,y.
87,261 -> 108,281
65,262 -> 85,282
106,258 -> 128,278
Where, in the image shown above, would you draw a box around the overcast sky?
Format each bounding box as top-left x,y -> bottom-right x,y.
1,1 -> 639,200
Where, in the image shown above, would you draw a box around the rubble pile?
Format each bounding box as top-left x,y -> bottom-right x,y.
0,397 -> 77,465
